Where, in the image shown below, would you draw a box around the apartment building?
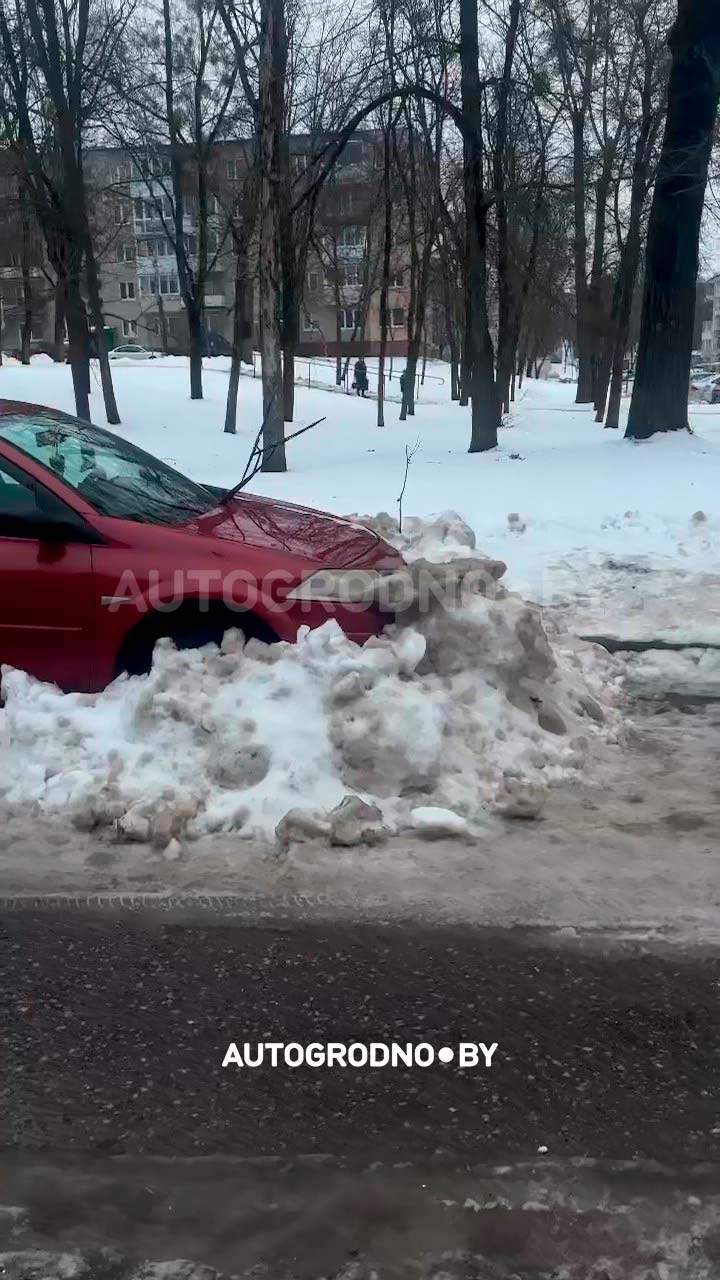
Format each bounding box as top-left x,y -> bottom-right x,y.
299,136 -> 412,356
85,146 -> 239,351
0,164 -> 54,355
0,133 -> 423,359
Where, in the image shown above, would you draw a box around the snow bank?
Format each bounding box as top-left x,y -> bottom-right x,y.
0,516 -> 625,848
625,647 -> 720,699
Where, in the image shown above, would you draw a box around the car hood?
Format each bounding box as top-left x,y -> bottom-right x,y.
196,492 -> 397,568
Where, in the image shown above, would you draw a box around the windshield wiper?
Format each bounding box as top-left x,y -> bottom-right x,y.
219,412 -> 326,506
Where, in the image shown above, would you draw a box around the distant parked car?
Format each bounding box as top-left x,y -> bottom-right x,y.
699,375 -> 720,404
108,343 -> 156,361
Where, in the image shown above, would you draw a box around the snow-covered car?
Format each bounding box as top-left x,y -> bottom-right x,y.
0,399 -> 404,692
108,343 -> 156,361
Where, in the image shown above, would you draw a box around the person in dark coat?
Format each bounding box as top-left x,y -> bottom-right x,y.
354,358 -> 369,397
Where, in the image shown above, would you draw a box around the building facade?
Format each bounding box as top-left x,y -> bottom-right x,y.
0,136 -> 421,361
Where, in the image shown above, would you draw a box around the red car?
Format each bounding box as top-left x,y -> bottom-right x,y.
0,400 -> 403,692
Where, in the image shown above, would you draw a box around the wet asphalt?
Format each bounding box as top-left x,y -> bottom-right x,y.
2,910 -> 720,1165
3,910 -> 720,1276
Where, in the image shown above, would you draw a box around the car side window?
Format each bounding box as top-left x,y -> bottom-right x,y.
0,456 -> 77,539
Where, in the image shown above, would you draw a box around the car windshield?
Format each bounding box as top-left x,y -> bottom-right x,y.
0,412 -> 220,525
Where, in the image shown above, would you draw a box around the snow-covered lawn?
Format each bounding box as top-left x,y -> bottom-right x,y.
2,354 -> 720,929
4,355 -> 720,637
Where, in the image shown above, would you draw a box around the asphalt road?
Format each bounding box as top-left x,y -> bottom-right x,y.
2,910 -> 720,1277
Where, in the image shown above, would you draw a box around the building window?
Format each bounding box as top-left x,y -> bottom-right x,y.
339,307 -> 359,331
159,272 -> 179,296
342,262 -> 361,286
338,224 -> 363,248
139,273 -> 178,296
390,270 -> 404,287
135,197 -> 167,228
391,307 -> 405,328
338,141 -> 363,168
117,244 -> 135,262
122,319 -> 136,337
302,313 -> 317,332
120,280 -> 136,300
306,271 -> 321,293
338,190 -> 354,214
225,159 -> 237,181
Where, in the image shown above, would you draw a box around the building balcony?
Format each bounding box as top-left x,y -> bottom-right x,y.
0,265 -> 44,279
136,253 -> 178,267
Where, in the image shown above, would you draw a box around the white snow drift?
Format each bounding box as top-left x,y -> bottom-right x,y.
0,517 -> 624,848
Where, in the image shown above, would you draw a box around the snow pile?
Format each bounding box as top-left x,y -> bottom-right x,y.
0,519 -> 625,848
356,509 -> 481,563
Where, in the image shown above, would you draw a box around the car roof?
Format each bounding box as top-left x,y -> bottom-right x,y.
0,399 -> 79,423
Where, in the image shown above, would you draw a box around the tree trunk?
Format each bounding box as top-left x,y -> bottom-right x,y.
53,281 -> 66,362
188,306 -> 204,400
19,186 -> 33,366
587,159 -> 613,410
282,319 -> 296,423
593,317 -> 615,421
626,1 -> 720,440
225,229 -> 252,434
572,112 -> 593,404
279,137 -> 297,424
459,281 -> 471,406
66,272 -> 91,421
163,0 -> 203,401
157,292 -> 170,355
84,236 -> 120,424
604,329 -> 626,430
492,0 -> 521,416
257,0 -> 287,471
377,120 -> 393,430
460,0 -> 499,451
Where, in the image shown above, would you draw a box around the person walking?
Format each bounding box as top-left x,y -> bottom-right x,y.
354,357 -> 369,398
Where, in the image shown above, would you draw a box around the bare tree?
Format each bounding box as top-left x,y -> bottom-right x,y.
626,0 -> 720,439
0,0 -> 131,421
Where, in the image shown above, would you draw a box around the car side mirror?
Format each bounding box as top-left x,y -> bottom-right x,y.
37,516 -> 86,543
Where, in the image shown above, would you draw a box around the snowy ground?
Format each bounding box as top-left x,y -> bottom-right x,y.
1,357 -> 720,925
4,354 -> 720,635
